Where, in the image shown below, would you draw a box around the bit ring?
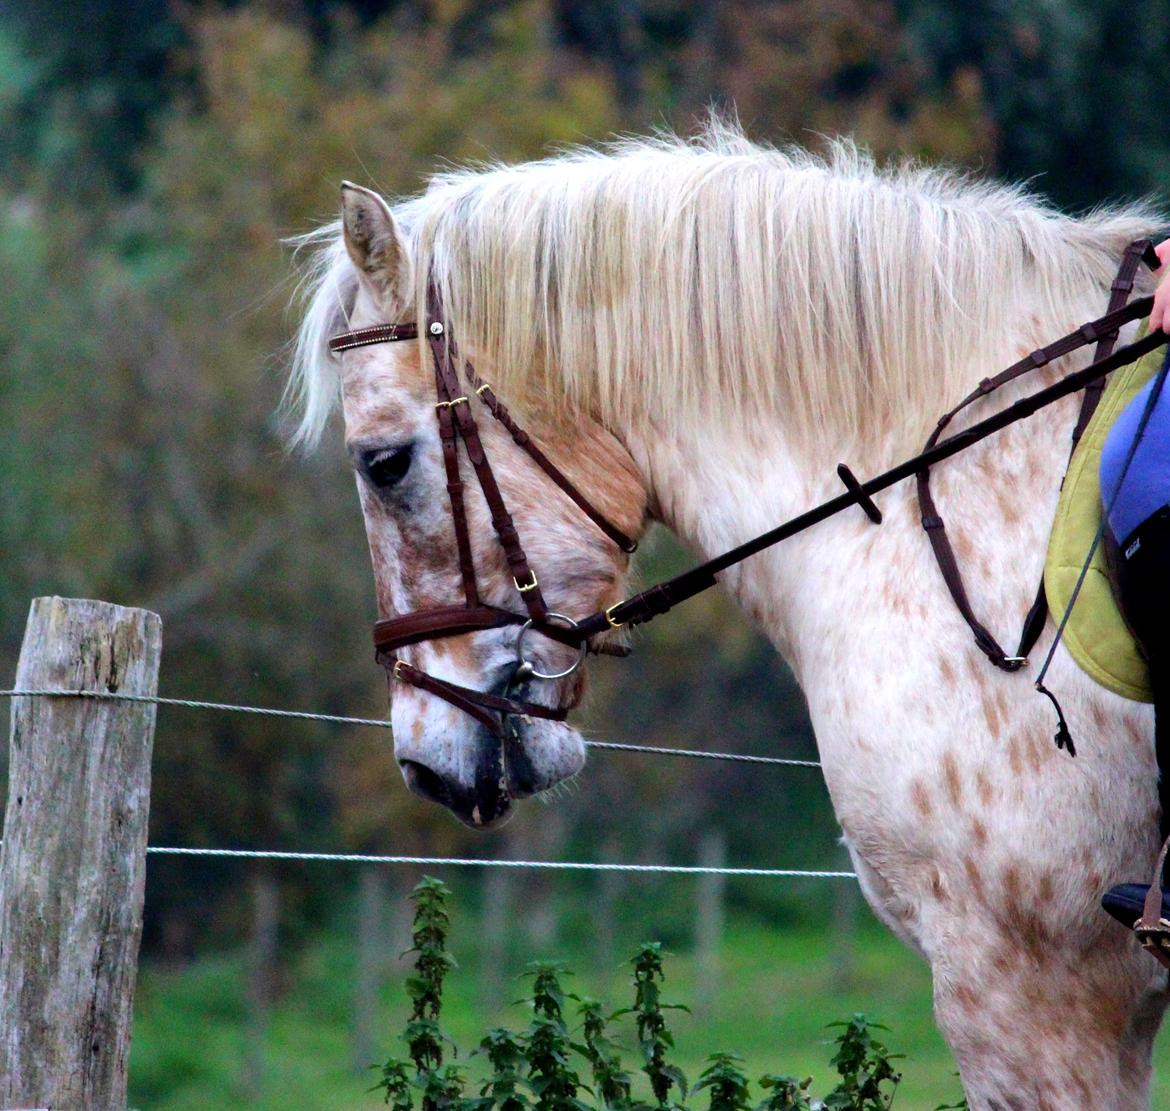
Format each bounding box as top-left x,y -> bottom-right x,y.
515,613 -> 587,681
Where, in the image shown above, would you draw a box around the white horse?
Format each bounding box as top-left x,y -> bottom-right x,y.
289,123 -> 1168,1109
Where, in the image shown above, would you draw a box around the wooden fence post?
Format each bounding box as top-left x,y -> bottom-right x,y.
0,596 -> 161,1111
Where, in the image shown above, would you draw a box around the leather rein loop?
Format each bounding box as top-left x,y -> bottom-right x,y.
915,239 -> 1161,672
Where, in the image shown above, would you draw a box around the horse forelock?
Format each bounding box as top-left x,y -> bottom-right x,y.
288,120 -> 1164,455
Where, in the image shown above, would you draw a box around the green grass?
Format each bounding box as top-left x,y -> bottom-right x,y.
129,904 -> 1170,1110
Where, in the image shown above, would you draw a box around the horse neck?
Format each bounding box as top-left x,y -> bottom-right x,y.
619,281 -> 1119,677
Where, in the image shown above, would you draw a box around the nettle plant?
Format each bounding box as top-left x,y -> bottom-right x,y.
374,878 -> 964,1111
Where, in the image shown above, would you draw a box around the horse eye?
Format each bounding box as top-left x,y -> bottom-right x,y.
361,444 -> 413,490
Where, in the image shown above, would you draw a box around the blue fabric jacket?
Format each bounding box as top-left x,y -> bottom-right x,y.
1100,374 -> 1170,543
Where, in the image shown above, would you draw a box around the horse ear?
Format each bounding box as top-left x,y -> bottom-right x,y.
340,182 -> 412,308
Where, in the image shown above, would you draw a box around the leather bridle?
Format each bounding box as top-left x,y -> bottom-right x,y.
332,270 -> 1170,748
329,285 -> 637,738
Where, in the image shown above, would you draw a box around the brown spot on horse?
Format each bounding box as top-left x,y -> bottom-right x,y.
983,695 -> 1003,739
975,769 -> 994,807
951,981 -> 979,1012
963,855 -> 986,903
910,778 -> 934,819
941,752 -> 962,808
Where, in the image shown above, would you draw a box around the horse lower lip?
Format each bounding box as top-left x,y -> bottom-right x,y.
459,777 -> 512,828
502,717 -> 539,798
464,798 -> 513,829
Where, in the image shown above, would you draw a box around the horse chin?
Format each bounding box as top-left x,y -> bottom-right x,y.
504,715 -> 587,800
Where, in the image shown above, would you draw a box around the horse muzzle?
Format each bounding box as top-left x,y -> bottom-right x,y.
389,659 -> 584,828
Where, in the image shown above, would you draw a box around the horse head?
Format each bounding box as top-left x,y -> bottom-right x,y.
330,183 -> 646,827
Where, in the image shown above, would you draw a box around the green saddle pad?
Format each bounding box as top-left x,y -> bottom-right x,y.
1043,343 -> 1159,702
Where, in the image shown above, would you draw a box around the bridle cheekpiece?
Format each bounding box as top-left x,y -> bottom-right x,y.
329,285 -> 637,738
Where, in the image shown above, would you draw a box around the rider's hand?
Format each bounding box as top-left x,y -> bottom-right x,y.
1149,239 -> 1170,333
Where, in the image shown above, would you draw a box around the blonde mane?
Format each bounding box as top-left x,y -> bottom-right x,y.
288,121 -> 1162,452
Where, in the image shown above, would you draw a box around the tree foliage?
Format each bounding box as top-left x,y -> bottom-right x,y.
1,0 -> 1168,961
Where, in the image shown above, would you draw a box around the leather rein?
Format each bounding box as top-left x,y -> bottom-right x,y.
331,265 -> 1170,741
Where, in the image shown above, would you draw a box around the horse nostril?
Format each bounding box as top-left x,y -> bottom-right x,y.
399,760 -> 453,808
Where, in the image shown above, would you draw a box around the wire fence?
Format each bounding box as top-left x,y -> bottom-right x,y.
0,686 -> 850,880
145,846 -> 854,878
0,688 -> 822,768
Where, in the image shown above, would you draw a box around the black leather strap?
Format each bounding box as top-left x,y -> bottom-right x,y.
914,240 -> 1158,671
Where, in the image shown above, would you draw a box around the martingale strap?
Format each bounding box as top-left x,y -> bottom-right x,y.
1136,833 -> 1170,971
915,240 -> 1160,671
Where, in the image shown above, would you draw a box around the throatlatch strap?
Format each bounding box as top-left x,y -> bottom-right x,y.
468,373 -> 638,554
915,240 -> 1159,671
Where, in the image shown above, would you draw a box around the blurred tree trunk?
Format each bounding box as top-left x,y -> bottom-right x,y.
389,871 -> 413,968
481,826 -> 519,1008
352,866 -> 387,1072
242,865 -> 279,1101
593,834 -> 621,977
829,851 -> 859,992
523,808 -> 567,951
694,829 -> 726,1020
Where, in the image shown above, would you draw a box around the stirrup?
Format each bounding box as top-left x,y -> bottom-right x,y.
1104,834 -> 1170,971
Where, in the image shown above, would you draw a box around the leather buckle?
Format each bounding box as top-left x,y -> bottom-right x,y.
1136,920 -> 1170,970
435,396 -> 469,411
392,659 -> 407,682
604,602 -> 626,629
514,570 -> 539,593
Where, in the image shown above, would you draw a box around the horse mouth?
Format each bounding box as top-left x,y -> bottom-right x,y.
395,668 -> 585,829
399,757 -> 515,829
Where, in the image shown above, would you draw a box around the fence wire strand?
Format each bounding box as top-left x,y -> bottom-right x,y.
144,845 -> 854,878
0,687 -> 839,880
0,689 -> 821,769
